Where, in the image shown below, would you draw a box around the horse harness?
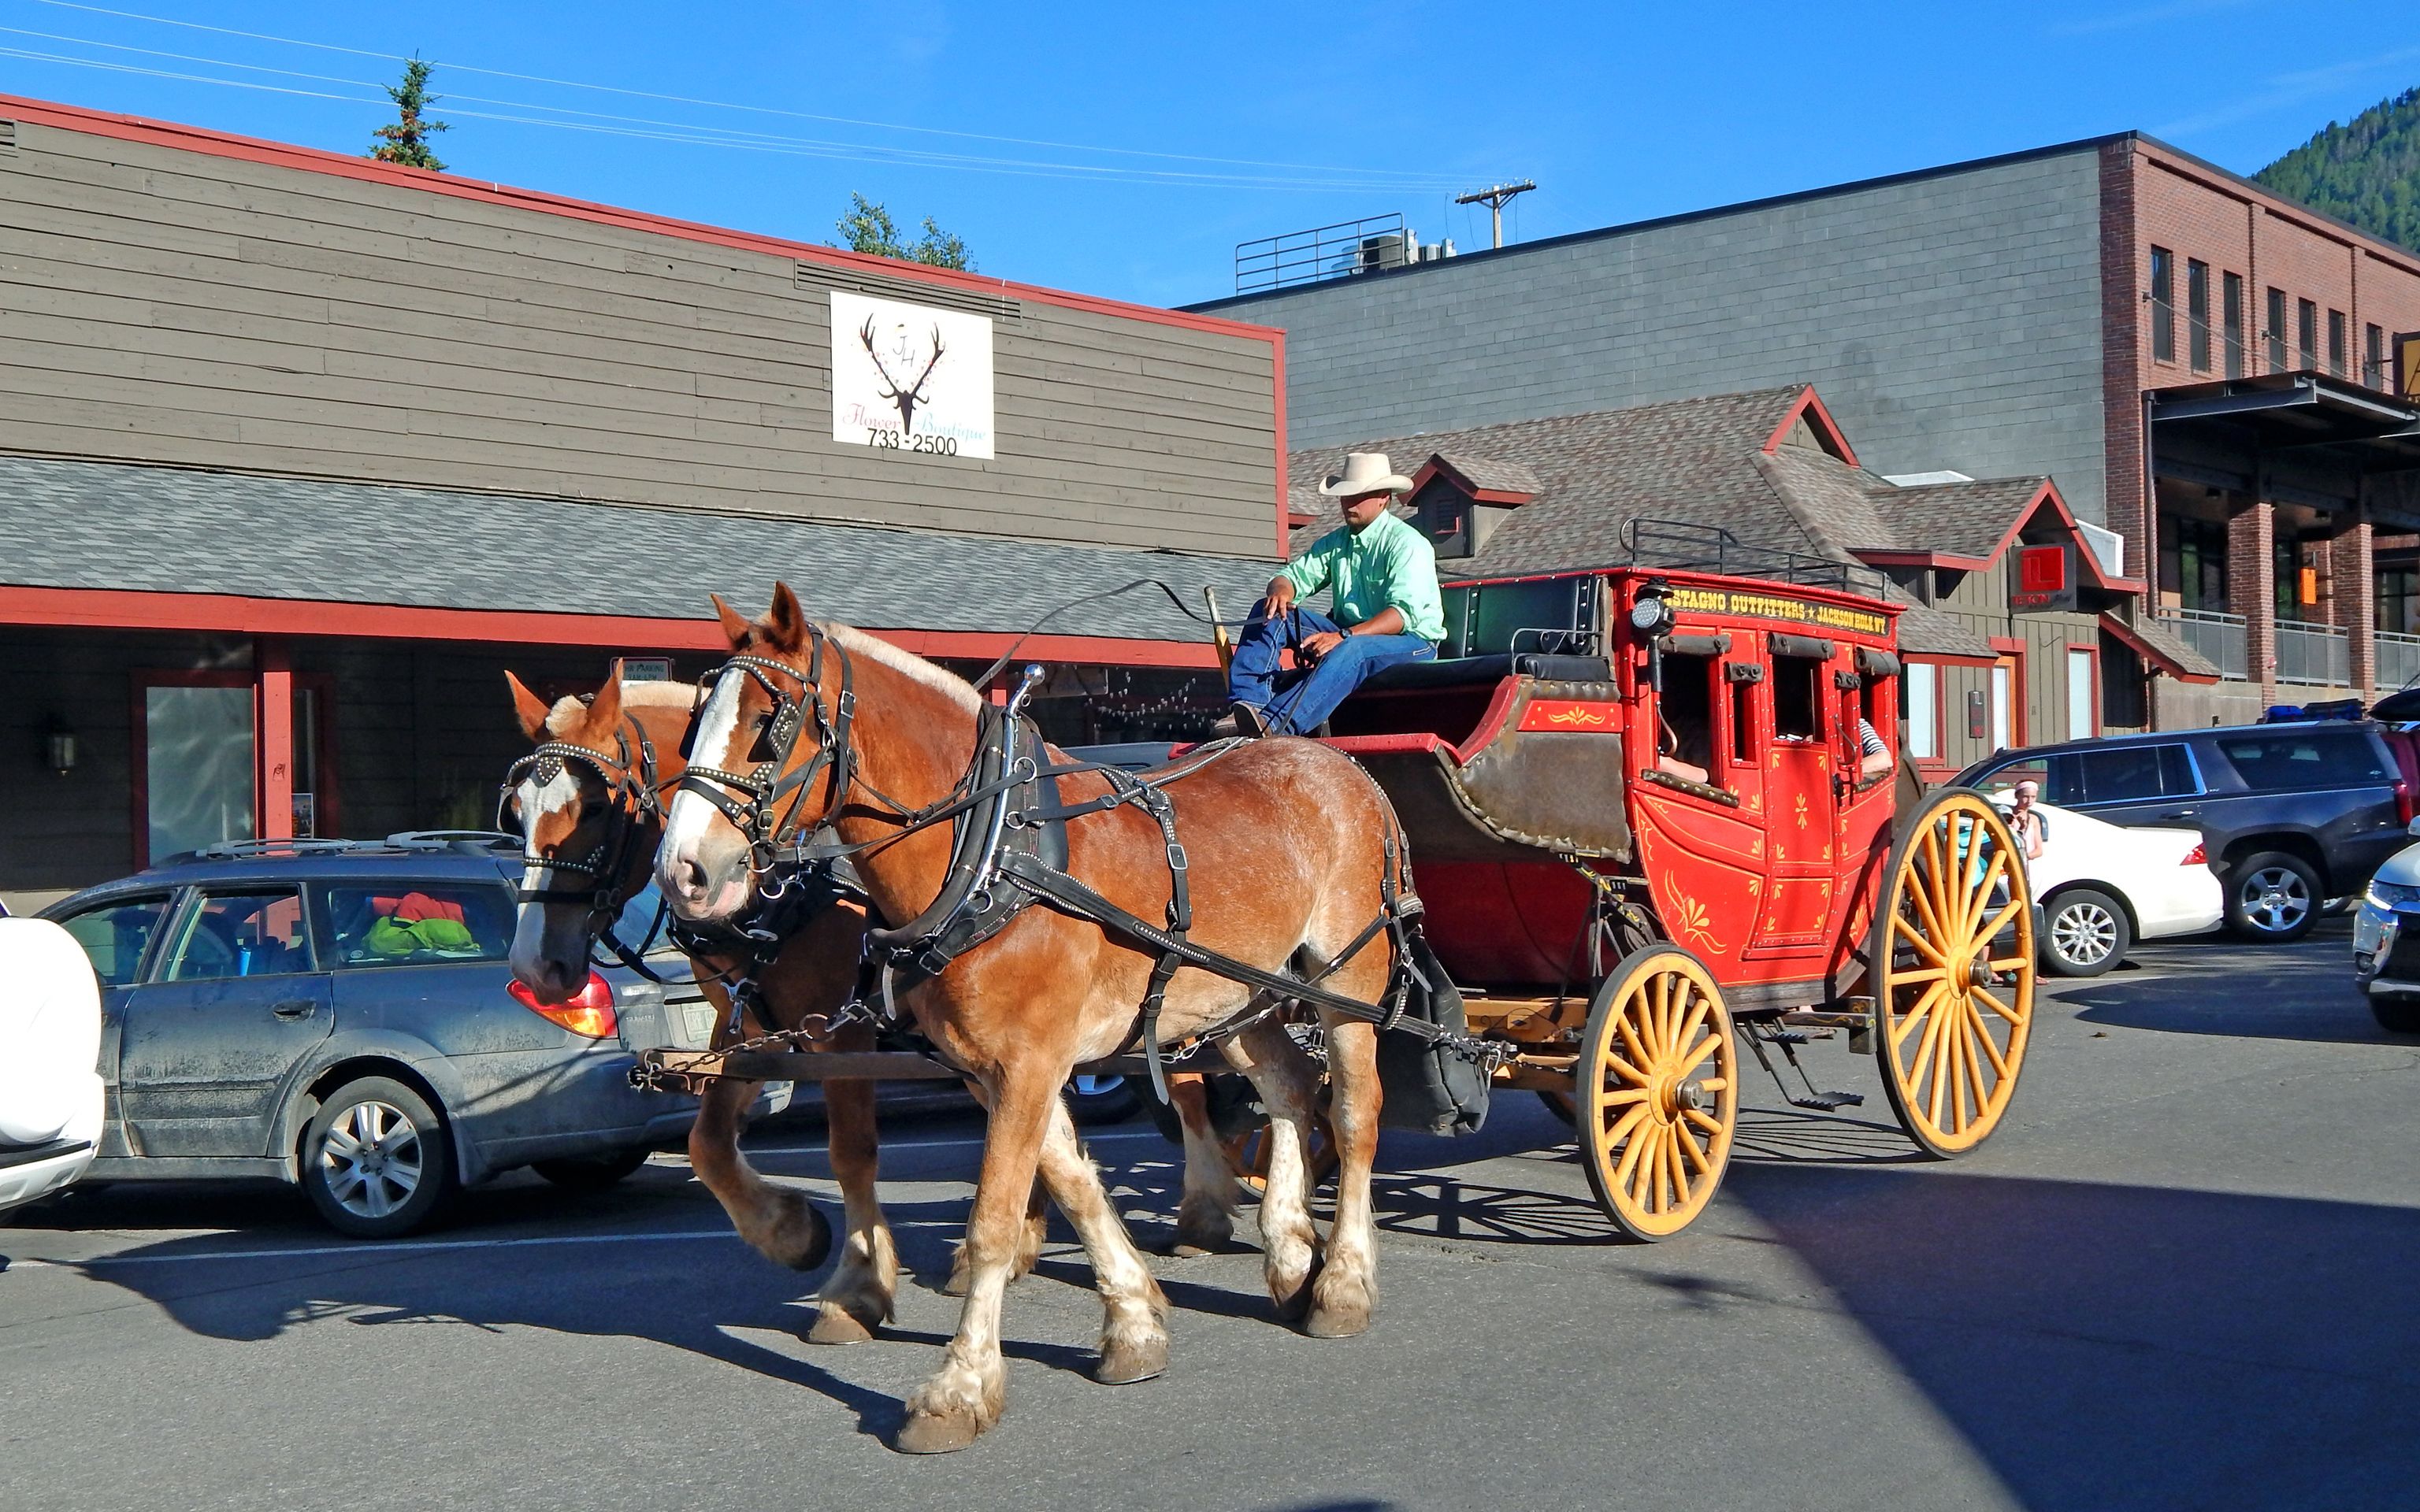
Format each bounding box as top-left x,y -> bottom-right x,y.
680,631 -> 1506,1102
502,710 -> 682,980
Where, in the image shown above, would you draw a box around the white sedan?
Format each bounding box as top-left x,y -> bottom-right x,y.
0,916 -> 105,1219
1992,799 -> 2224,976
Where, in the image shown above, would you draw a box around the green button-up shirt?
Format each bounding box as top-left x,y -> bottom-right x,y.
1280,510 -> 1446,643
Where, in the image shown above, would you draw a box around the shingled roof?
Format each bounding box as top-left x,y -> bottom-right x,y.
0,455 -> 1275,644
1289,386 -> 2151,660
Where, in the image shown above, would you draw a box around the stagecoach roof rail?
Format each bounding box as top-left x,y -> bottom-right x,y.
1620,517 -> 1889,598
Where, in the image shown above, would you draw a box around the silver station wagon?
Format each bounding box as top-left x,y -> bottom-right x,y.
40,833 -> 765,1238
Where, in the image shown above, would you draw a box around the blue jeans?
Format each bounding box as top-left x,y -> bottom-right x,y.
1227,600 -> 1435,736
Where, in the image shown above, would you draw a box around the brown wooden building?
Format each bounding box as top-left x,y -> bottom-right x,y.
0,94 -> 1285,904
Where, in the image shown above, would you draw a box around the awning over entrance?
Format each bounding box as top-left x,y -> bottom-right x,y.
2149,372 -> 2420,527
2099,612 -> 2221,684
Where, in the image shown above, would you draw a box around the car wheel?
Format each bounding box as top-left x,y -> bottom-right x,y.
531,1147 -> 651,1190
2225,852 -> 2322,943
1064,1073 -> 1142,1126
300,1076 -> 455,1239
2371,993 -> 2420,1035
2040,888 -> 2131,977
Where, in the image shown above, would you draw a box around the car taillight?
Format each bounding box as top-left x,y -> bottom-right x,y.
2180,843 -> 2207,866
2398,779 -> 2414,829
510,972 -> 618,1039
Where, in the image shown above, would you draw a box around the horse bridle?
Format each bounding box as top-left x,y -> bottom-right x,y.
676,631 -> 870,879
502,712 -> 672,952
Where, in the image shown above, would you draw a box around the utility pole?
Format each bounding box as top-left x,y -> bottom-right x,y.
1454,180 -> 1536,250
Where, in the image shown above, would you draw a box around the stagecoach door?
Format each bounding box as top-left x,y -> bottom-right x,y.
1752,638 -> 1848,954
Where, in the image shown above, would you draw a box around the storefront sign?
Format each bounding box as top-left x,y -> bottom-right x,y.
2010,543 -> 2077,613
830,291 -> 996,459
620,658 -> 671,683
1665,585 -> 1890,638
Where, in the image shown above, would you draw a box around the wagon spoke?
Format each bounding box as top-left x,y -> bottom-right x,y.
1599,1102 -> 1650,1153
1695,1076 -> 1728,1092
1676,1124 -> 1712,1177
1911,1002 -> 1950,1123
1962,999 -> 2011,1079
1891,914 -> 1950,968
1600,1088 -> 1650,1106
1683,1106 -> 1725,1137
1975,893 -> 2025,948
1971,984 -> 2025,1025
1902,852 -> 1951,946
1676,1030 -> 1722,1077
1613,1014 -> 1654,1081
1957,1014 -> 1990,1129
1962,851 -> 2008,943
1932,1006 -> 1961,1129
1889,980 -> 1947,1051
1650,976 -> 1674,1059
1674,985 -> 1712,1054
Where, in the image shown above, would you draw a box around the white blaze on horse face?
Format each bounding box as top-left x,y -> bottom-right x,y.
508,766 -> 588,993
656,670 -> 748,910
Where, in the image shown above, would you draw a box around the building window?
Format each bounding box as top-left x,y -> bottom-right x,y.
2186,260 -> 2212,372
2299,298 -> 2318,369
1902,662 -> 1939,761
2101,639 -> 2147,730
2267,287 -> 2288,372
2159,512 -> 2229,610
2370,323 -> 2388,390
2329,309 -> 2348,377
2381,567 -> 2420,636
2150,247 -> 2176,363
2223,272 -> 2245,378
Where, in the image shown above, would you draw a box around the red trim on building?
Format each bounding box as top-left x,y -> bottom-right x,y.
0,585 -> 1217,667
1761,387 -> 1861,469
1271,335 -> 1293,558
2097,610 -> 2221,684
258,640 -> 293,843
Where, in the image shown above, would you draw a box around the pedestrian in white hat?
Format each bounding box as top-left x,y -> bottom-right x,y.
1215,451 -> 1444,737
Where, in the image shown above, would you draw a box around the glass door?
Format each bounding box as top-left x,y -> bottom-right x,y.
139,677 -> 254,865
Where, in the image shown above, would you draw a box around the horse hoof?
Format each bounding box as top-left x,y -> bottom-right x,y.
1168,1241 -> 1215,1259
806,1304 -> 878,1346
1096,1334 -> 1169,1385
1170,1215 -> 1233,1258
940,1259 -> 971,1298
1304,1301 -> 1371,1339
895,1408 -> 984,1455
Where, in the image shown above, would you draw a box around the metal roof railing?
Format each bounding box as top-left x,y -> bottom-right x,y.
1234,213 -> 1408,295
1620,517 -> 1890,598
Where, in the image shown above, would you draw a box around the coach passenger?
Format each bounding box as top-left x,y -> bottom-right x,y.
1216,452 -> 1444,738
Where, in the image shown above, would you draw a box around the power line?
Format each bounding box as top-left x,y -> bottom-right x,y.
0,36 -> 1467,191
17,0 -> 1469,185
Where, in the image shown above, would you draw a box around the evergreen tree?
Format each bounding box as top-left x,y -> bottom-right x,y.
370,56 -> 450,172
2255,86 -> 2420,253
835,192 -> 974,270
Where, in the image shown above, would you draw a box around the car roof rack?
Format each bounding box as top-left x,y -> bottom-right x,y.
187,837 -> 361,862
384,830 -> 521,854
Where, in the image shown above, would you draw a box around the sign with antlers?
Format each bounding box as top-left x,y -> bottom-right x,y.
829,291 -> 996,459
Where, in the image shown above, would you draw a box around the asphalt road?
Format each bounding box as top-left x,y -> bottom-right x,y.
7,921 -> 2419,1512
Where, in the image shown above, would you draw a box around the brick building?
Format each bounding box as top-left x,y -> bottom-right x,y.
0,95 -> 1281,906
1196,132 -> 2420,734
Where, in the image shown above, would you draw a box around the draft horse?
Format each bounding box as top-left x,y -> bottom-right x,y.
501,667 -> 903,1340
656,584 -> 1405,1454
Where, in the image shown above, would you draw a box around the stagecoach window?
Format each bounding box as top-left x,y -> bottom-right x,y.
1860,669 -> 1895,753
1657,652 -> 1717,783
1772,655 -> 1825,740
1730,673 -> 1756,765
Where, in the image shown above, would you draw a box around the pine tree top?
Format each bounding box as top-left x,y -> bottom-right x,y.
2253,86 -> 2420,254
370,56 -> 450,173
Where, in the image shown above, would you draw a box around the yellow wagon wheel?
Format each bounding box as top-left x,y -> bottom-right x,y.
1222,1115 -> 1337,1199
1872,787 -> 2037,1157
1578,945 -> 1739,1241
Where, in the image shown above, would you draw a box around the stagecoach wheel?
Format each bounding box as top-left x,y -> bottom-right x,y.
1577,946 -> 1738,1242
1872,788 -> 2037,1158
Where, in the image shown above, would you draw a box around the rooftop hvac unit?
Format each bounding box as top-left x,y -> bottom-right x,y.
1355,232 -> 1408,273
1415,239 -> 1456,262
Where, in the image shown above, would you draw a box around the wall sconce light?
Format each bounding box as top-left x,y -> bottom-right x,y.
46,724 -> 76,776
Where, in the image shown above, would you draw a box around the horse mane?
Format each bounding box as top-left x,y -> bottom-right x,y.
544,680 -> 701,736
819,622 -> 982,714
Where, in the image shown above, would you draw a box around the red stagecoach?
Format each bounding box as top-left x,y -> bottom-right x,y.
641,524 -> 2038,1242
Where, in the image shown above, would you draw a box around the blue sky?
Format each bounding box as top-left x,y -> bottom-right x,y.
1,0 -> 2414,307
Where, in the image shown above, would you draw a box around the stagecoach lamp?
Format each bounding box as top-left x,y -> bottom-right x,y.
45,725 -> 76,776
1628,592 -> 1674,636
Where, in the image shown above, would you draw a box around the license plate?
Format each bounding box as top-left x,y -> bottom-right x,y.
681,1002 -> 718,1046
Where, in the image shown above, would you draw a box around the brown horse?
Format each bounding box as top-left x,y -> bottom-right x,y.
502,669 -> 900,1341
655,585 -> 1401,1454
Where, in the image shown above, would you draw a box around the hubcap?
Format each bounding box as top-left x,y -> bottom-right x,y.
2242,867 -> 2311,933
2054,902 -> 2119,965
319,1099 -> 424,1219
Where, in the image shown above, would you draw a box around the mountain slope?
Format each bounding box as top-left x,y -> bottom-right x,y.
2255,87 -> 2420,252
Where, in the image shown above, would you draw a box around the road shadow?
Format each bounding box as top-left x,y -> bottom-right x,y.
2068,953 -> 2393,1045
1728,1162 -> 2420,1510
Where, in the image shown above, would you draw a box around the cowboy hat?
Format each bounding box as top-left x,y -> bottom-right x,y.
1319,452 -> 1414,497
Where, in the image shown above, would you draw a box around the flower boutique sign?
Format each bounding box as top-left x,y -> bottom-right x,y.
829,291 -> 997,460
